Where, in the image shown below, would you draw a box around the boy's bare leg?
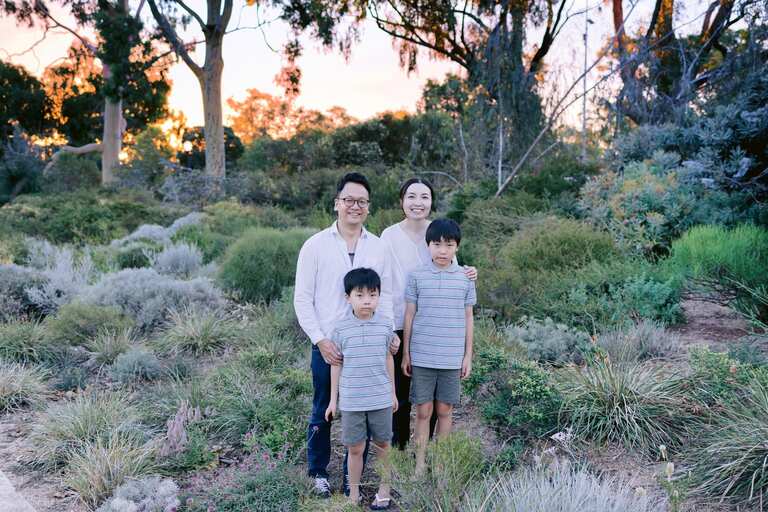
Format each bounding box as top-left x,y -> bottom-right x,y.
435,401 -> 454,438
372,440 -> 392,500
347,441 -> 366,502
414,402 -> 433,475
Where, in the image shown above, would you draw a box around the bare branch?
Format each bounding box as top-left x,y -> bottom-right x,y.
146,0 -> 203,78
43,143 -> 104,176
175,0 -> 208,32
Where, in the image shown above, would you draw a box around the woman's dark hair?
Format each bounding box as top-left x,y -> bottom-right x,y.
399,177 -> 436,211
337,172 -> 371,195
425,218 -> 461,246
344,268 -> 381,295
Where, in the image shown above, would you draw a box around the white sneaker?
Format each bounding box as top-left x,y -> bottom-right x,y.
313,477 -> 332,498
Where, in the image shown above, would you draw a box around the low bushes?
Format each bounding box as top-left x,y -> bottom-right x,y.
157,307 -> 245,355
110,347 -> 163,385
0,321 -> 52,363
85,328 -> 137,368
0,263 -> 45,321
44,302 -> 134,346
96,476 -> 180,512
218,228 -> 315,303
506,317 -> 591,365
150,243 -> 204,279
0,360 -> 47,413
595,320 -> 681,362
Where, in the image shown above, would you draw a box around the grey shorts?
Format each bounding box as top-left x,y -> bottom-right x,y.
341,407 -> 393,446
410,366 -> 461,405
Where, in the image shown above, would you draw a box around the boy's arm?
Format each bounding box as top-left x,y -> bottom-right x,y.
402,303 -> 416,377
386,350 -> 398,412
325,363 -> 342,421
461,306 -> 474,380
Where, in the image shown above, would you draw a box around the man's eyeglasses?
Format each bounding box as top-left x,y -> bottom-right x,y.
338,197 -> 370,208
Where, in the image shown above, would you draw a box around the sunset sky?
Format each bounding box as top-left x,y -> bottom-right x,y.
0,0 -> 686,128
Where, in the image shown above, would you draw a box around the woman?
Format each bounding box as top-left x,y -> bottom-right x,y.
381,177 -> 477,450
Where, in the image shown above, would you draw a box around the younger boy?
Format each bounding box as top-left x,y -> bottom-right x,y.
401,218 -> 476,474
326,268 -> 398,509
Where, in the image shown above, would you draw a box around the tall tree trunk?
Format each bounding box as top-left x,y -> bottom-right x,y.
101,96 -> 123,184
200,37 -> 225,181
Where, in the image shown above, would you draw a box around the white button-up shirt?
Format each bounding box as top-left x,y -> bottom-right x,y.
294,221 -> 394,345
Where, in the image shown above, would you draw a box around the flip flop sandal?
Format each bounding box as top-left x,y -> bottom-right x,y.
369,494 -> 392,510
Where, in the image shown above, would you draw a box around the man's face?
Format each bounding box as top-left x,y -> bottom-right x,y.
346,286 -> 380,318
428,238 -> 458,268
334,182 -> 370,227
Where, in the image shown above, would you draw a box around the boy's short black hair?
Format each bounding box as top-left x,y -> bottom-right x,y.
337,172 -> 371,196
425,218 -> 462,246
344,268 -> 381,295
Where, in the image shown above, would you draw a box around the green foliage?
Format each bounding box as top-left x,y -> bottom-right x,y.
391,432 -> 486,512
479,359 -> 562,440
687,379 -> 768,504
514,149 -> 599,199
0,320 -> 53,363
113,243 -> 153,270
43,153 -> 101,193
507,317 -> 592,365
44,302 -> 134,347
0,128 -> 43,203
160,424 -> 217,474
27,392 -> 142,470
110,347 -> 163,385
0,359 -> 47,413
172,224 -> 231,263
595,320 -> 681,363
365,207 -> 403,236
218,227 -> 315,303
157,307 -> 245,355
0,190 -> 187,245
66,434 -> 156,510
686,347 -> 766,406
559,360 -> 698,452
85,327 -> 136,367
124,126 -> 174,185
0,61 -> 53,141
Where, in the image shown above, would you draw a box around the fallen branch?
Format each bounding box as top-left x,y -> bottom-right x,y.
43,143 -> 103,176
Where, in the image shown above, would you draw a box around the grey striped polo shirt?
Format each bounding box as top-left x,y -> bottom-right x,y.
332,312 -> 394,412
405,262 -> 477,369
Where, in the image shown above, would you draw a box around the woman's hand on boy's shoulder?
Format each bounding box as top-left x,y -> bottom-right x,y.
463,266 -> 478,281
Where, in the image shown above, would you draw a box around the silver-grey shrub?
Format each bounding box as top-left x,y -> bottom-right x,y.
150,243 -> 203,278
83,268 -> 223,331
110,347 -> 163,385
111,212 -> 204,249
463,461 -> 664,512
506,317 -> 592,365
96,476 -> 180,512
0,264 -> 45,320
25,244 -> 97,314
596,320 -> 681,362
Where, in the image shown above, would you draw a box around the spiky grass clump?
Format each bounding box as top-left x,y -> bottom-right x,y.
0,360 -> 47,413
464,461 -> 664,511
85,328 -> 137,368
0,321 -> 52,363
66,434 -> 156,509
158,307 -> 244,355
27,392 -> 142,469
559,359 -> 697,452
688,378 -> 768,504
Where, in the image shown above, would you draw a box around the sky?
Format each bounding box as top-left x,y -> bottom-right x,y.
0,0 -> 699,128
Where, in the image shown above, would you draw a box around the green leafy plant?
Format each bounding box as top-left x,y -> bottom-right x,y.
44,302 -> 134,347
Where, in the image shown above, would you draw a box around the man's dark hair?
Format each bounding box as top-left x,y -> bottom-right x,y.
336,172 -> 371,196
426,218 -> 462,246
344,267 -> 381,295
399,177 -> 436,211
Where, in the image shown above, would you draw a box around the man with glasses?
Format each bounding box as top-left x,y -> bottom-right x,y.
294,172 -> 400,498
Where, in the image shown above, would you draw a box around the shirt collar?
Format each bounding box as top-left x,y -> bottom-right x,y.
346,309 -> 378,325
429,260 -> 461,273
330,221 -> 369,239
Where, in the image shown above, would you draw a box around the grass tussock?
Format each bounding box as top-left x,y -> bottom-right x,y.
0,360 -> 48,413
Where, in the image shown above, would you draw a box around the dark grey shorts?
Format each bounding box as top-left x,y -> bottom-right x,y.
341,407 -> 393,446
409,366 -> 461,405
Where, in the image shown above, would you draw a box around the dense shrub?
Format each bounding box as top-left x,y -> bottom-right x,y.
96,476 -> 180,512
113,243 -> 154,270
66,435 -> 156,510
157,307 -> 244,355
506,317 -> 591,365
24,244 -> 97,314
171,225 -> 232,263
44,302 -> 134,346
464,462 -> 664,512
27,392 -> 143,469
218,228 -> 315,303
110,347 -> 163,385
0,360 -> 47,413
596,320 -> 681,362
687,379 -> 768,504
0,321 -> 52,363
43,152 -> 100,193
686,347 -> 766,406
559,360 -> 698,452
150,243 -> 204,278
83,268 -> 224,332
203,200 -> 299,234
0,263 -> 45,320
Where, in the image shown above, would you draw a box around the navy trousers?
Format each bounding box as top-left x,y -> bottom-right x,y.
307,345 -> 369,481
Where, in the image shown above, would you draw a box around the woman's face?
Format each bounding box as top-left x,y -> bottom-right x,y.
401,183 -> 432,221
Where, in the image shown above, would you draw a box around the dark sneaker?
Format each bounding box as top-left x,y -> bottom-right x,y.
313,477 -> 332,498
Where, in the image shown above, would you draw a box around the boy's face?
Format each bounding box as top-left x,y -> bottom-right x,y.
428,237 -> 458,268
346,286 -> 380,318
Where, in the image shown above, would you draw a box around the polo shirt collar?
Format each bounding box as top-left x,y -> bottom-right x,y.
346,309 -> 378,324
429,260 -> 461,273
330,221 -> 369,239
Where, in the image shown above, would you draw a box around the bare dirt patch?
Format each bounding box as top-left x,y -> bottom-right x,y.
671,299 -> 751,351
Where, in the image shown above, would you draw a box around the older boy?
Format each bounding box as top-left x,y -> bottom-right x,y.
401,218 -> 476,474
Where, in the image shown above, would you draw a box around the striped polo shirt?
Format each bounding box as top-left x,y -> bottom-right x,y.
405,261 -> 477,369
332,312 -> 394,412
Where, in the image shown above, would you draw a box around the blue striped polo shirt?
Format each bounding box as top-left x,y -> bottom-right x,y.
405,262 -> 477,369
332,312 -> 394,412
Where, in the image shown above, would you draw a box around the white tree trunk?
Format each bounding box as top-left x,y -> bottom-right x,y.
200,38 -> 225,182
101,96 -> 123,184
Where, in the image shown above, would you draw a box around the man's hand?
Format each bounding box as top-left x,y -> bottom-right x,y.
325,400 -> 337,421
317,339 -> 342,365
401,352 -> 412,377
389,333 -> 401,355
461,357 -> 472,380
463,266 -> 478,281
392,393 -> 399,413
